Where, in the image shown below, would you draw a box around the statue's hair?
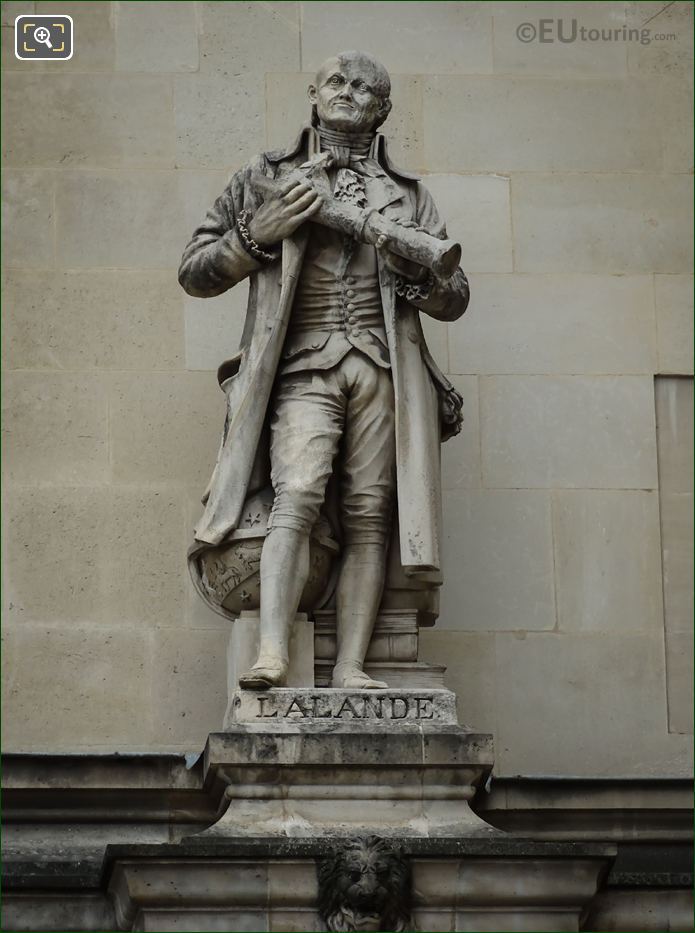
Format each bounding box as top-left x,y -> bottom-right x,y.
310,50 -> 392,129
317,836 -> 411,933
336,50 -> 391,100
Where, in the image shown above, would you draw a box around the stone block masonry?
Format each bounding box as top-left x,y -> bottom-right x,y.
1,0 -> 692,777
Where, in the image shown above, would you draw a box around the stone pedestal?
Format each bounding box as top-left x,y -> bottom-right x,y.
193,710 -> 496,839
106,838 -> 617,932
217,608 -> 497,840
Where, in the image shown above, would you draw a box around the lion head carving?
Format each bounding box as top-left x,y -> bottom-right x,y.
317,835 -> 411,932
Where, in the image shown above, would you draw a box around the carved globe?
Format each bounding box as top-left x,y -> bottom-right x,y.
194,488 -> 338,618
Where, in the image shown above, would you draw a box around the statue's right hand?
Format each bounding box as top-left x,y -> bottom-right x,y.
247,181 -> 322,247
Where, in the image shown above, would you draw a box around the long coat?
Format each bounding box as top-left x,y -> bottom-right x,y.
179,127 -> 469,576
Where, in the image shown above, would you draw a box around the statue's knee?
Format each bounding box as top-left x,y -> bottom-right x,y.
269,488 -> 323,535
341,494 -> 393,546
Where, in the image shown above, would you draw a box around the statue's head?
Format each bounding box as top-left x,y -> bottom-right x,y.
308,50 -> 392,134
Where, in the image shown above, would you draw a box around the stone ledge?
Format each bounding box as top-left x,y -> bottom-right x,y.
104,837 -> 618,861
102,840 -> 618,932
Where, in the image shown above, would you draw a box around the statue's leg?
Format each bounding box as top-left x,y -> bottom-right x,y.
240,369 -> 344,689
332,354 -> 396,690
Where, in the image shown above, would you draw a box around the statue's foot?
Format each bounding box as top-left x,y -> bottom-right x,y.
332,663 -> 387,690
239,656 -> 288,690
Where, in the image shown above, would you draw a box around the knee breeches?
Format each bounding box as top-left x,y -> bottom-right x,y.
268,351 -> 396,546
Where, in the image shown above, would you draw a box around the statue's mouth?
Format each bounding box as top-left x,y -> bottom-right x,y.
352,915 -> 381,931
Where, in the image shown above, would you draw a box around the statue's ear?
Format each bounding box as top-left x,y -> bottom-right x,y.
308,83 -> 318,106
375,97 -> 392,129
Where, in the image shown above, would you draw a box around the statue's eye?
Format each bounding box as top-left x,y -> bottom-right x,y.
330,75 -> 343,86
350,870 -> 361,883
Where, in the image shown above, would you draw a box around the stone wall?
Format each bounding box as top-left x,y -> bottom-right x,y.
2,1 -> 693,776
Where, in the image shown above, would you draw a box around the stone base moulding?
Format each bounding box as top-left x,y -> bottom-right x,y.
104,838 -> 617,932
195,722 -> 496,839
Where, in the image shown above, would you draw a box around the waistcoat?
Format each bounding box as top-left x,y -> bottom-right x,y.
280,181 -> 390,375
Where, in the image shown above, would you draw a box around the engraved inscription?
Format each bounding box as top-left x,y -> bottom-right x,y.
254,693 -> 435,720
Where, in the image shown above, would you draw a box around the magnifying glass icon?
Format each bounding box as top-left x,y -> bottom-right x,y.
33,26 -> 53,49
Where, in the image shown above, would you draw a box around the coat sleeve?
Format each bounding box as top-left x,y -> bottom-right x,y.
178,160 -> 271,298
403,182 -> 470,322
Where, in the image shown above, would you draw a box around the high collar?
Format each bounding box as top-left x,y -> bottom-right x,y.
265,125 -> 421,183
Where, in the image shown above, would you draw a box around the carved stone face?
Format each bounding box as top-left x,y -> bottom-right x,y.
317,836 -> 411,933
308,52 -> 391,133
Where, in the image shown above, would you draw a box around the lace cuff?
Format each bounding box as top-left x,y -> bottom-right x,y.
395,271 -> 435,303
236,209 -> 281,264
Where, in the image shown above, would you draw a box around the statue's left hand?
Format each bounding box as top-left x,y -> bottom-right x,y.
376,219 -> 430,283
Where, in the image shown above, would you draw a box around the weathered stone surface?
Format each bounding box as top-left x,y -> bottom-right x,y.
4,485 -> 186,627
1,894 -> 117,933
438,490 -> 555,632
109,372 -> 223,486
655,275 -> 695,375
2,270 -> 184,371
173,74 -> 266,170
449,274 -> 657,375
104,843 -> 613,933
2,170 -> 54,268
512,173 -> 694,274
660,492 -> 694,635
419,631 -> 496,734
115,1 -> 198,73
35,1 -> 110,13
200,721 -> 495,838
55,171 -> 179,268
184,286 -> 247,371
2,6 -> 115,72
230,687 -> 458,725
2,624 -> 153,749
152,628 -> 228,746
441,376 -> 481,489
2,372 -> 109,485
626,0 -> 695,77
300,2 -> 493,75
53,170 -> 225,270
480,375 -> 658,489
420,174 -> 513,273
655,376 -> 694,493
552,490 -> 664,633
492,2 -> 628,76
136,913 -> 269,932
198,1 -> 300,75
2,74 -> 175,168
2,1 -> 34,25
424,76 -> 688,173
495,632 -> 693,776
587,888 -> 695,933
666,631 -> 694,735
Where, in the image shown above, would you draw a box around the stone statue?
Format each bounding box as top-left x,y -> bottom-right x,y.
179,50 -> 469,691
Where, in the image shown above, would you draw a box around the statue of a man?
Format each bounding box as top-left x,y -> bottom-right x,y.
179,50 -> 469,690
